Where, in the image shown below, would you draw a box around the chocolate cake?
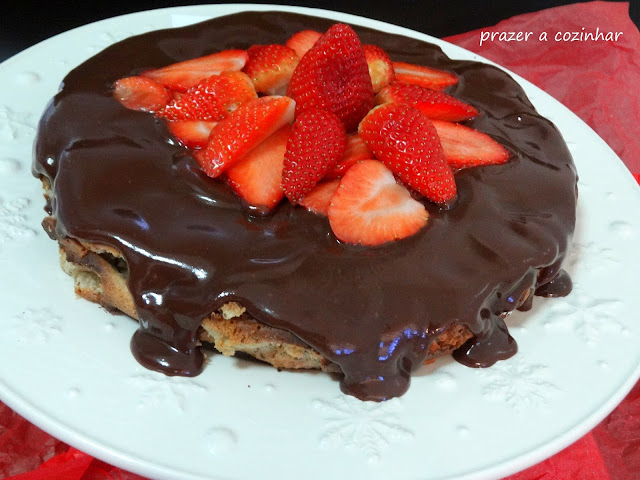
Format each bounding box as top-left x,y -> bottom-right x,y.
33,11 -> 577,401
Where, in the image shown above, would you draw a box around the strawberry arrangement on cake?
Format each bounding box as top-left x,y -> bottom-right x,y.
33,11 -> 577,401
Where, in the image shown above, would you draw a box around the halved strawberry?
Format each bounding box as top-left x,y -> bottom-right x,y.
282,109 -> 347,203
226,125 -> 292,213
376,83 -> 478,122
431,120 -> 510,169
299,179 -> 341,216
363,45 -> 395,93
358,103 -> 457,206
167,120 -> 217,149
157,71 -> 257,121
326,133 -> 373,179
328,160 -> 429,246
112,76 -> 170,112
287,23 -> 374,132
285,30 -> 322,58
243,44 -> 299,95
196,96 -> 296,178
393,61 -> 458,90
142,49 -> 248,91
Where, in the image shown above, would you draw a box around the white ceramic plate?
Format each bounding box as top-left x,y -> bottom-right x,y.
1,5 -> 639,480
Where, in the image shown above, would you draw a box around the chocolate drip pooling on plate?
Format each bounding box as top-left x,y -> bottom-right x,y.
33,11 -> 577,401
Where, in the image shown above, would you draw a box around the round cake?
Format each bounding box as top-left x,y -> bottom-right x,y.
33,10 -> 577,401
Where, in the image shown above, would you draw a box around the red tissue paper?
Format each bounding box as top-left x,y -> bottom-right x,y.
0,403 -> 67,478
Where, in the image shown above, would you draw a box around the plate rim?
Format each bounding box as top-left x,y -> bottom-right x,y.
1,4 -> 639,480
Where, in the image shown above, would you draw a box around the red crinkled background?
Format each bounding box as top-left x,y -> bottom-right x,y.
1,400 -> 147,479
2,2 -> 639,479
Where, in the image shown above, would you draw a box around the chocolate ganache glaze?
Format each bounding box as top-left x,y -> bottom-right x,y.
33,11 -> 577,401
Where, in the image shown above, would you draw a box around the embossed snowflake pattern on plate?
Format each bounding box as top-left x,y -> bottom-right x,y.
9,308 -> 64,344
0,197 -> 36,244
313,395 -> 414,463
542,284 -> 628,346
0,5 -> 639,480
478,355 -> 561,412
0,105 -> 35,142
126,373 -> 209,411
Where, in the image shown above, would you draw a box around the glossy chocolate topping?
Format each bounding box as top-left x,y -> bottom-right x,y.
33,11 -> 577,401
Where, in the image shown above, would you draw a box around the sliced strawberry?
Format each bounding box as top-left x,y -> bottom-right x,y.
326,133 -> 373,179
363,45 -> 395,93
112,76 -> 170,112
393,61 -> 458,90
376,83 -> 478,122
282,109 -> 347,203
431,120 -> 510,169
287,23 -> 374,132
196,96 -> 296,178
328,160 -> 429,246
142,50 -> 248,91
285,30 -> 322,58
299,179 -> 341,216
157,71 -> 257,121
358,103 -> 457,206
243,44 -> 299,95
226,125 -> 292,213
167,120 -> 217,149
